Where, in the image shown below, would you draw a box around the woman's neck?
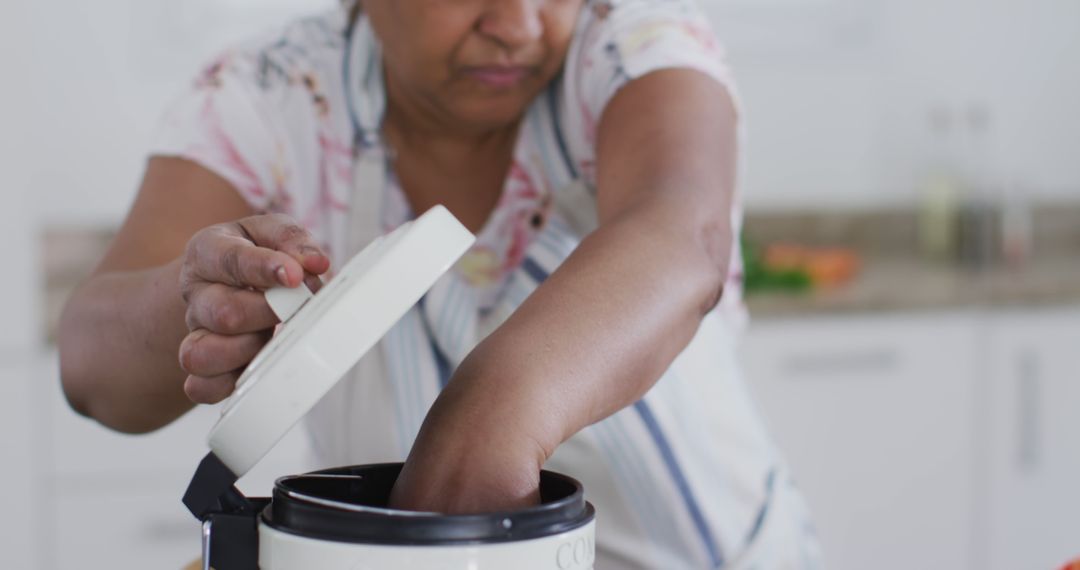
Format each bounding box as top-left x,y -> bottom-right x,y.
382,71 -> 519,169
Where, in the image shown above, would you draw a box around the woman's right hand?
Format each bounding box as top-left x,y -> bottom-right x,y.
177,214 -> 330,404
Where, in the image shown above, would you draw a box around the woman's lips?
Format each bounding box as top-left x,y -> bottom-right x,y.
463,66 -> 532,88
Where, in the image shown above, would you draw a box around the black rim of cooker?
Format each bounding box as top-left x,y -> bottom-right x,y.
262,463 -> 595,545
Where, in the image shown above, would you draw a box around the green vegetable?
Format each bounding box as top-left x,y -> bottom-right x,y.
741,235 -> 813,295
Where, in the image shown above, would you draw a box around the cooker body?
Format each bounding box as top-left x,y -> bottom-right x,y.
256,463 -> 596,569
259,518 -> 596,570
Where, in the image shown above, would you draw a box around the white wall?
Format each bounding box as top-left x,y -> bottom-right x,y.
8,0 -> 1080,228
1,2 -> 41,350
17,0 -> 335,227
708,0 -> 1080,209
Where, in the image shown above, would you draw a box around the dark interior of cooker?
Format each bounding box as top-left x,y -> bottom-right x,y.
279,463 -> 578,507
281,464 -> 399,507
267,462 -> 593,544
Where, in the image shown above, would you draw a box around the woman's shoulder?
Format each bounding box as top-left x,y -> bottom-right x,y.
546,0 -> 732,179
150,8 -> 357,218
565,0 -> 727,81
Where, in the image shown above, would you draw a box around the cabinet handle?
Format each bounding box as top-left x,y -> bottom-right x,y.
781,348 -> 899,377
1015,349 -> 1041,472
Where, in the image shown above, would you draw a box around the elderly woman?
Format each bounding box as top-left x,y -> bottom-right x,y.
59,0 -> 820,567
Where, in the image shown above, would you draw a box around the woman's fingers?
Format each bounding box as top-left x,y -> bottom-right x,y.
184,372 -> 242,405
175,214 -> 330,406
183,215 -> 330,293
179,328 -> 270,379
185,283 -> 279,334
236,214 -> 331,278
185,228 -> 298,290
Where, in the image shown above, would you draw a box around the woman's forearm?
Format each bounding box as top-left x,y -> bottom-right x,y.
388,69 -> 738,515
58,258 -> 193,433
446,195 -> 730,458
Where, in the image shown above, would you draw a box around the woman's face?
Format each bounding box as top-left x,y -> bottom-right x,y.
361,0 -> 583,132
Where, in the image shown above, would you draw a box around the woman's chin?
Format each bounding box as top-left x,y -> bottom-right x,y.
449,93 -> 535,131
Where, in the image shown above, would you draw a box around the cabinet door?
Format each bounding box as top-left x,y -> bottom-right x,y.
52,483 -> 200,570
742,313 -> 977,570
983,308 -> 1080,570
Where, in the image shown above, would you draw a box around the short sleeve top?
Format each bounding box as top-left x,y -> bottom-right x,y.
150,0 -> 745,318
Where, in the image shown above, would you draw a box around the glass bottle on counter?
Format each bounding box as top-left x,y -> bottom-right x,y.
918,105 -> 962,263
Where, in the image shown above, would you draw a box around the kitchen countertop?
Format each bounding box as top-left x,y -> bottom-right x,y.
741,203 -> 1080,318
746,252 -> 1080,317
41,202 -> 1080,337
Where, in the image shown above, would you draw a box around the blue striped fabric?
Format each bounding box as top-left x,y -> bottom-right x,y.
418,296 -> 453,389
744,467 -> 778,548
588,418 -> 672,563
384,320 -> 420,455
634,400 -> 725,568
521,257 -> 551,285
518,230 -> 724,567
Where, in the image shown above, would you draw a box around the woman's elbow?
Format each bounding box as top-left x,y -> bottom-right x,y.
59,362 -> 164,435
57,301 -> 96,420
693,216 -> 731,315
57,303 -> 161,434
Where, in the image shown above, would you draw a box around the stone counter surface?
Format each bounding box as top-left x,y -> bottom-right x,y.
741,203 -> 1080,317
746,252 -> 1080,317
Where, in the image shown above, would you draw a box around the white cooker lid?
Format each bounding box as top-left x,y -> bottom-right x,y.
206,205 -> 474,479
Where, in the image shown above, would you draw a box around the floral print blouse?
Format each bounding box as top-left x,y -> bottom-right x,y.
150,0 -> 744,319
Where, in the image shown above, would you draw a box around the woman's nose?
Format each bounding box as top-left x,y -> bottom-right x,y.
478,0 -> 544,50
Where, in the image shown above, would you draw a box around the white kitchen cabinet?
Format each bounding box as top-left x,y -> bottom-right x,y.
741,313 -> 978,570
981,308 -> 1080,570
52,482 -> 199,570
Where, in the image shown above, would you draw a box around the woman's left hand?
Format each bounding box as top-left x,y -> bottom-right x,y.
388,358 -> 555,514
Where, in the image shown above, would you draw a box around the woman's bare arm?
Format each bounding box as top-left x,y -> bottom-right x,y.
391,69 -> 737,513
59,157 -> 328,433
60,158 -> 252,432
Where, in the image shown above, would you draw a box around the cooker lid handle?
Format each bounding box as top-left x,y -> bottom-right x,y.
183,451 -> 251,520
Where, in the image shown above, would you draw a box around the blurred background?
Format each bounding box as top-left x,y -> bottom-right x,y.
1,0 -> 1077,568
